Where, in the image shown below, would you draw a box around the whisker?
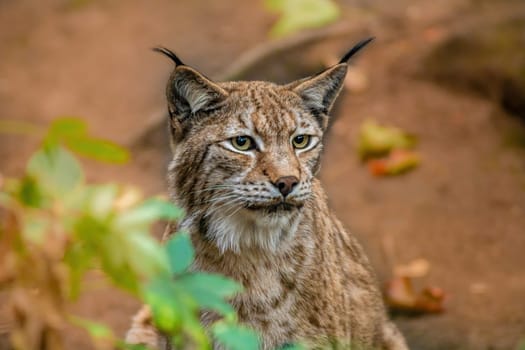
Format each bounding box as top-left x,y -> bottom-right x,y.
205,196 -> 244,215
188,185 -> 236,195
210,198 -> 244,212
205,194 -> 241,205
222,203 -> 244,221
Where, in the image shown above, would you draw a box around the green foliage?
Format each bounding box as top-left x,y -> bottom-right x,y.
144,232 -> 252,349
71,317 -> 114,340
71,317 -> 150,350
27,145 -> 83,198
46,117 -> 130,163
265,0 -> 341,38
166,233 -> 194,274
0,117 -> 130,164
117,198 -> 184,230
212,322 -> 260,350
176,273 -> 241,317
0,118 -> 260,350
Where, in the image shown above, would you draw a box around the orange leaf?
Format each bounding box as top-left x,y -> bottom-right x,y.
368,149 -> 420,176
385,276 -> 445,314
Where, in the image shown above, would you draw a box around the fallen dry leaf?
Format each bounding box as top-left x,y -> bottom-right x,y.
358,120 -> 417,159
385,276 -> 445,314
394,258 -> 430,278
368,149 -> 420,176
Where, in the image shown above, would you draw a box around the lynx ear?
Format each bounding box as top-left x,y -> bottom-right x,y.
290,37 -> 374,127
292,64 -> 348,115
154,47 -> 228,141
166,66 -> 228,118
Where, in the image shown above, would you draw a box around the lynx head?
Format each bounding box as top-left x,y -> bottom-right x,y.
156,38 -> 373,253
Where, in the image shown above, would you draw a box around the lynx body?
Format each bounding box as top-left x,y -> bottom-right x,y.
126,40 -> 408,350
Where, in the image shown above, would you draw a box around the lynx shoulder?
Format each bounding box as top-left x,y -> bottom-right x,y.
126,39 -> 408,350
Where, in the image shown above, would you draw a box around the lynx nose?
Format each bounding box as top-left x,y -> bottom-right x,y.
273,176 -> 299,197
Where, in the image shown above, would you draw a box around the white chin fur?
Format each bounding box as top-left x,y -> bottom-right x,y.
205,208 -> 301,254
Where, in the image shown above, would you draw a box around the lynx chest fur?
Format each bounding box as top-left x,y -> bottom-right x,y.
126,40 -> 408,350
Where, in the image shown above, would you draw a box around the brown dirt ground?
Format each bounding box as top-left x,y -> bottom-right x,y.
1,0 -> 525,349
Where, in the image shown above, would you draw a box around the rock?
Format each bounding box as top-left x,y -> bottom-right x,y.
423,16 -> 525,120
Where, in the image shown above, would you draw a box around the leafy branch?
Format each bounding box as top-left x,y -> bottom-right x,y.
0,118 -> 259,350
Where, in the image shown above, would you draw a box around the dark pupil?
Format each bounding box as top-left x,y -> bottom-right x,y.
295,135 -> 304,144
236,136 -> 247,146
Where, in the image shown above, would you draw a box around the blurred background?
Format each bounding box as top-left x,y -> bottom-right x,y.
1,0 -> 525,349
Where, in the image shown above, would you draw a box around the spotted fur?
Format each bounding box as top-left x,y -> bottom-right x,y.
126,40 -> 408,350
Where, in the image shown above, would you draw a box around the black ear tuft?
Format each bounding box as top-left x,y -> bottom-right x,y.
152,46 -> 185,66
338,37 -> 375,64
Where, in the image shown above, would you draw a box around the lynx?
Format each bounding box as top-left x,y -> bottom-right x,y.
126,38 -> 408,350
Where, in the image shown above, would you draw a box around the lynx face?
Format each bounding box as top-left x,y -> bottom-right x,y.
161,50 -> 351,253
181,83 -> 322,208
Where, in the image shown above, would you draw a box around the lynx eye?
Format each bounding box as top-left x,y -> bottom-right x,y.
292,135 -> 311,149
231,135 -> 254,151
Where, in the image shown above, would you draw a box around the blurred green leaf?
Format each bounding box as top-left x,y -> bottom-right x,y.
17,176 -> 46,208
265,0 -> 340,38
179,272 -> 242,298
358,120 -> 417,159
71,317 -> 113,339
140,198 -> 184,221
27,145 -> 83,197
46,117 -> 129,164
265,0 -> 282,11
176,307 -> 210,350
0,192 -> 10,206
127,233 -> 169,276
145,275 -> 184,333
115,341 -> 150,350
83,184 -> 118,219
74,213 -> 108,243
212,322 -> 260,350
101,234 -> 127,272
166,233 -> 194,275
64,242 -> 93,299
101,260 -> 141,294
116,198 -> 184,229
48,117 -> 86,139
177,273 -> 242,316
21,214 -> 50,243
73,215 -> 142,293
64,136 -> 130,164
